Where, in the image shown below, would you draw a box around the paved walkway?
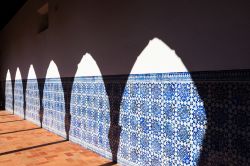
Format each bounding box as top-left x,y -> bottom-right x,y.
0,110 -> 117,166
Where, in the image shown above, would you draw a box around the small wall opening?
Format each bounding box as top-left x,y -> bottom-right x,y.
37,2 -> 48,33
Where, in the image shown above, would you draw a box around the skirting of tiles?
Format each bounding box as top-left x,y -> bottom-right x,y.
5,70 -> 250,166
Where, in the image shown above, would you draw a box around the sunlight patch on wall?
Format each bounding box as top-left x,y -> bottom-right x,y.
5,70 -> 13,112
117,38 -> 206,165
75,53 -> 102,77
14,68 -> 24,118
70,53 -> 111,157
45,60 -> 61,78
6,70 -> 11,81
130,38 -> 187,74
27,65 -> 37,79
43,60 -> 66,138
26,65 -> 40,125
69,53 -> 111,157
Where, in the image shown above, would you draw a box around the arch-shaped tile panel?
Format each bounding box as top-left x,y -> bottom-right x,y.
43,61 -> 66,138
26,65 -> 40,125
14,68 -> 24,118
118,38 -> 206,165
5,70 -> 13,112
70,53 -> 111,157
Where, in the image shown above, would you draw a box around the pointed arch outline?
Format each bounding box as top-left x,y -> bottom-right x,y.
42,60 -> 66,138
5,70 -> 13,112
14,68 -> 24,118
69,53 -> 112,157
25,65 -> 41,125
118,38 -> 207,165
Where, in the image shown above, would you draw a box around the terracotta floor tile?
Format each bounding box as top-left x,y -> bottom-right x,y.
0,110 -> 118,166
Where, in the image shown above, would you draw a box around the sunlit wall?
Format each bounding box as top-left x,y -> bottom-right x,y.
14,68 -> 24,118
42,61 -> 66,138
117,38 -> 206,165
5,70 -> 13,112
26,65 -> 40,125
69,53 -> 111,158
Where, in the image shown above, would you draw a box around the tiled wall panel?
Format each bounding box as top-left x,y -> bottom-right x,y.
5,80 -> 13,112
26,79 -> 40,125
14,80 -> 24,118
118,74 -> 206,165
70,72 -> 249,166
5,71 -> 250,166
70,77 -> 111,158
42,78 -> 66,138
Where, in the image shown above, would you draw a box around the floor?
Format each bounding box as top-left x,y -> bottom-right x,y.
0,110 -> 117,166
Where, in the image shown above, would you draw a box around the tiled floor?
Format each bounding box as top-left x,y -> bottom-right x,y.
0,110 -> 117,166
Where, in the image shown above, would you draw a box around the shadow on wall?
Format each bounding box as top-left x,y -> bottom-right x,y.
2,1 -> 250,165
196,74 -> 250,165
5,38 -> 250,165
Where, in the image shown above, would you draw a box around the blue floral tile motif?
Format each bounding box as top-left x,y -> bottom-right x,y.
26,79 -> 40,125
7,70 -> 250,166
176,125 -> 190,142
163,83 -> 175,101
177,145 -> 191,165
5,80 -> 13,112
163,141 -> 175,157
14,80 -> 24,118
118,73 -> 206,166
176,83 -> 192,102
163,122 -> 174,139
43,78 -> 66,138
193,106 -> 206,126
69,76 -> 111,159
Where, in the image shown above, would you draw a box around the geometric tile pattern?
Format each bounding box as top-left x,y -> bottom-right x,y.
5,71 -> 250,166
5,80 -> 13,112
26,78 -> 40,125
116,72 -> 250,166
70,76 -> 111,159
118,73 -> 206,166
14,79 -> 24,118
198,81 -> 250,166
43,78 -> 66,138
